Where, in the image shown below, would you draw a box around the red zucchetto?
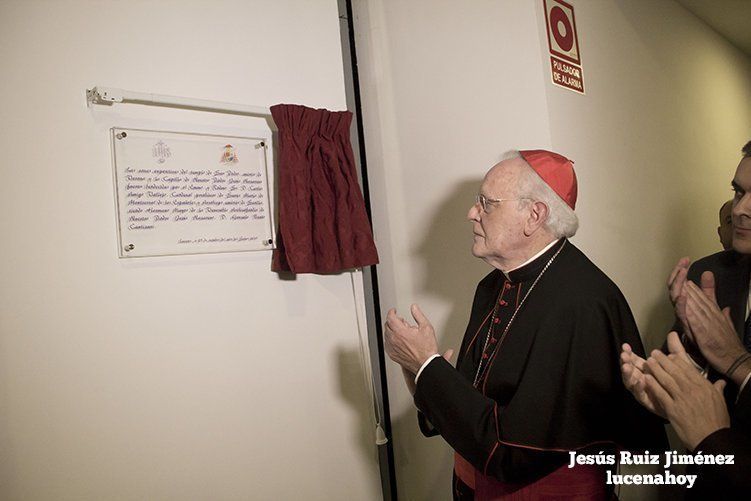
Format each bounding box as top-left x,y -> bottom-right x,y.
519,149 -> 578,210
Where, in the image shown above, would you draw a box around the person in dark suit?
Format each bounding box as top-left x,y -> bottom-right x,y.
718,199 -> 734,250
667,140 -> 751,391
622,140 -> 751,499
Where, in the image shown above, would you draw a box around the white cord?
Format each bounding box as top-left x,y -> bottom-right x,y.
351,269 -> 388,445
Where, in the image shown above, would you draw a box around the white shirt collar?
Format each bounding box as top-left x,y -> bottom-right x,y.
502,239 -> 559,279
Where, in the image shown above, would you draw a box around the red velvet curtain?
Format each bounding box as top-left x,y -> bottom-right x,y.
270,104 -> 379,274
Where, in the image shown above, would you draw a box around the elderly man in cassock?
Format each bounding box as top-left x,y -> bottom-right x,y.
385,150 -> 667,499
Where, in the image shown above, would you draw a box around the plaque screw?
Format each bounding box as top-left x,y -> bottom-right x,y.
116,132 -> 128,140
124,244 -> 135,251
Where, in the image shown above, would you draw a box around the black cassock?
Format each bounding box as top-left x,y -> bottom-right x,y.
414,239 -> 667,492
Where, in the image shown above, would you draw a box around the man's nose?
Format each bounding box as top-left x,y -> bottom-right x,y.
733,195 -> 751,218
468,202 -> 481,221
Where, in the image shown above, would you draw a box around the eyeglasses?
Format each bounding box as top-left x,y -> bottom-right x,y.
475,194 -> 529,212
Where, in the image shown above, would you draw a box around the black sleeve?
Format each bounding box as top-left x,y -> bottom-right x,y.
688,383 -> 751,499
414,358 -> 566,483
689,428 -> 751,499
417,411 -> 439,437
734,380 -> 751,426
413,290 -> 667,483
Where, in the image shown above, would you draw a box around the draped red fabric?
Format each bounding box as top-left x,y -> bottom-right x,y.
270,104 -> 379,274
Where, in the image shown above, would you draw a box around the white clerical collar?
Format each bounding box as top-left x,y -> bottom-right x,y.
502,238 -> 559,280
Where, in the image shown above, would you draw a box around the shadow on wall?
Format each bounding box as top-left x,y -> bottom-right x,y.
640,197 -> 728,353
334,179 -> 496,499
336,347 -> 381,467
389,179 -> 492,500
389,407 -> 455,500
415,179 -> 491,352
336,346 -> 454,499
641,294 -> 676,353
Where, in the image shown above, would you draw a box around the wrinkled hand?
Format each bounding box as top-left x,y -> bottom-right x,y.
667,257 -> 691,337
621,342 -> 660,416
643,336 -> 730,450
685,277 -> 750,384
384,304 -> 445,376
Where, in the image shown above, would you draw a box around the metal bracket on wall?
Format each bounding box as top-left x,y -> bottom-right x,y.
86,87 -> 124,106
85,86 -> 272,118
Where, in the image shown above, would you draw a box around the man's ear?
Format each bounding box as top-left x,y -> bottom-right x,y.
524,201 -> 549,236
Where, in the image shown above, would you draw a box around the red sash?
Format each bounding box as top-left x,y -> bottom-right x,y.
454,451 -> 607,500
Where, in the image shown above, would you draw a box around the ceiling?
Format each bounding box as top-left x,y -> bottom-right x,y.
674,0 -> 751,57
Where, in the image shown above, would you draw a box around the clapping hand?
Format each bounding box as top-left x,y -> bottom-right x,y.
621,338 -> 672,419
667,257 -> 692,339
642,332 -> 730,450
684,273 -> 750,384
384,305 -> 453,394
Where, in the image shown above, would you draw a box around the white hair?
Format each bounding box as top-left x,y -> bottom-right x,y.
504,150 -> 579,238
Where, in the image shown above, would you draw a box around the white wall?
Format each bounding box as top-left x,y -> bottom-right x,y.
354,0 -> 751,500
538,0 -> 751,350
353,1 -> 553,499
0,1 -> 381,500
